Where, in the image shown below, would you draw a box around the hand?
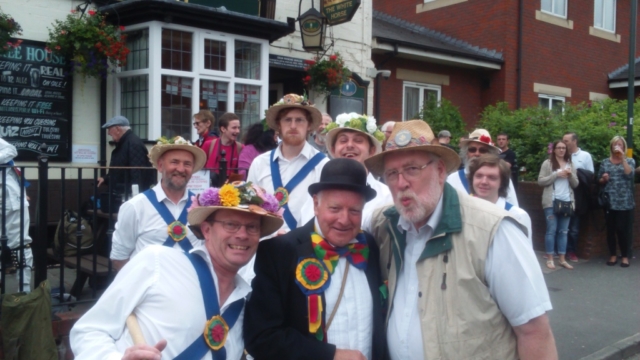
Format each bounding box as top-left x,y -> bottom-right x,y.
276,229 -> 288,236
601,173 -> 610,183
97,177 -> 105,187
122,339 -> 167,360
557,170 -> 569,178
334,349 -> 366,360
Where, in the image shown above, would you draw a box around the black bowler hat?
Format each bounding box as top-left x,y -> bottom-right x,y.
308,158 -> 377,202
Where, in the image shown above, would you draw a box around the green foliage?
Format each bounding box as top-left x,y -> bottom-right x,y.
479,99 -> 640,180
304,53 -> 351,96
0,9 -> 22,55
420,97 -> 466,146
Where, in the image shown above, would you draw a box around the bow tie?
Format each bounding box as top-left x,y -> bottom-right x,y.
311,230 -> 369,273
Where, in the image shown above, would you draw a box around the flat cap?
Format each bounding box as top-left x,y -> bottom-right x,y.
438,130 -> 451,138
102,115 -> 130,129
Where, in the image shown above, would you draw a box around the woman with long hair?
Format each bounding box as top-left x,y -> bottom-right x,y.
538,140 -> 578,270
239,122 -> 278,177
598,136 -> 635,268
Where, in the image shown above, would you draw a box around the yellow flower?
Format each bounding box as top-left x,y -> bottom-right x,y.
219,184 -> 240,207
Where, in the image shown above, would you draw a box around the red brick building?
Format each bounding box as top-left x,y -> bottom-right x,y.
372,0 -> 640,128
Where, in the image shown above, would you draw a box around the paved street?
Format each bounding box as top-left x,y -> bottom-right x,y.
537,252 -> 640,360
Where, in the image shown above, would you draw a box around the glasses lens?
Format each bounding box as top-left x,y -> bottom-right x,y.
193,122 -> 201,126
478,147 -> 489,154
222,222 -> 240,232
246,224 -> 261,235
468,147 -> 478,153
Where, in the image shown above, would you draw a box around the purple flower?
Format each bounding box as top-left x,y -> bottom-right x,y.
261,193 -> 280,213
611,113 -> 617,117
199,188 -> 221,206
547,142 -> 553,154
609,122 -> 616,127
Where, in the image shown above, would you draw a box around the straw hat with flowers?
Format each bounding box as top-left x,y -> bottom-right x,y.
324,113 -> 386,157
187,181 -> 284,239
265,93 -> 322,131
460,129 -> 500,153
148,136 -> 207,172
364,120 -> 461,177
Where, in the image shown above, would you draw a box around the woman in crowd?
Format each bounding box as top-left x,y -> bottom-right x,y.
468,154 -> 532,244
538,140 -> 578,270
192,109 -> 217,159
239,122 -> 278,177
598,136 -> 635,268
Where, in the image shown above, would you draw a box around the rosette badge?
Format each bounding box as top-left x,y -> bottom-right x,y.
187,181 -> 285,238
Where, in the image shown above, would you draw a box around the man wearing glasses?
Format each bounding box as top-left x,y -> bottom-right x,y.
367,120 -> 556,360
446,129 -> 519,206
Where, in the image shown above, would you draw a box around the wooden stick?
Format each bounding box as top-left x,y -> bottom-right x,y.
126,314 -> 147,346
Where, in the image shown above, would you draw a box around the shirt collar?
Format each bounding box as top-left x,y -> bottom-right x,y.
189,243 -> 252,299
273,141 -> 315,162
397,193 -> 444,236
153,184 -> 189,205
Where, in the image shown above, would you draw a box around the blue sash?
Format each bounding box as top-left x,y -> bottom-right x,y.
4,160 -> 30,187
175,253 -> 245,360
458,169 -> 470,194
142,189 -> 194,252
270,150 -> 326,229
505,202 -> 513,211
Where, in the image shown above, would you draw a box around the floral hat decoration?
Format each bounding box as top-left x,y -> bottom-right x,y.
460,129 -> 500,153
187,181 -> 284,238
265,93 -> 323,132
324,113 -> 385,157
148,136 -> 207,172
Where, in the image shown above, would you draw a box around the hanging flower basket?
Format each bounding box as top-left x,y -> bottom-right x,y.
0,10 -> 23,56
303,53 -> 352,96
47,9 -> 130,79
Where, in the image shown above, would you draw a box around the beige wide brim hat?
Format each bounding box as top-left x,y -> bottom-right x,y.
188,206 -> 284,239
460,129 -> 500,153
149,144 -> 207,173
325,127 -> 383,158
364,120 -> 461,177
265,94 -> 323,132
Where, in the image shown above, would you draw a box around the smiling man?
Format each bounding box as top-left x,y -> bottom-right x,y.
110,137 -> 207,270
72,184 -> 284,359
244,158 -> 387,360
204,112 -> 243,175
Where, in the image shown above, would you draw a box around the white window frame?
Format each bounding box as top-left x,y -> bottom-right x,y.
113,21 -> 269,141
538,94 -> 565,111
541,0 -> 568,19
402,82 -> 442,120
594,0 -> 616,33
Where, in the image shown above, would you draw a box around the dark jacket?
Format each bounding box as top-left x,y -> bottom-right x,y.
243,220 -> 388,360
105,130 -> 154,193
575,168 -> 595,215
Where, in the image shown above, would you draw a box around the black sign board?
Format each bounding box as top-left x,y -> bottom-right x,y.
269,54 -> 306,71
321,0 -> 361,26
0,39 -> 72,161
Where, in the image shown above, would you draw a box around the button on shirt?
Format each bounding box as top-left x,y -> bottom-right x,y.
110,185 -> 201,260
71,244 -> 251,360
247,142 -> 328,232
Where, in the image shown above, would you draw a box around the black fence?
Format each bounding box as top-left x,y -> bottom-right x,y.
0,152 -> 247,309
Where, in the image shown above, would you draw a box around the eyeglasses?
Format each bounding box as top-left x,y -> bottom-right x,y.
383,160 -> 436,183
211,220 -> 261,235
555,147 -> 567,150
193,121 -> 203,126
467,146 -> 489,154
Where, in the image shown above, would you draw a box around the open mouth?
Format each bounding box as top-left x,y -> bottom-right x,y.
341,152 -> 359,158
229,244 -> 249,251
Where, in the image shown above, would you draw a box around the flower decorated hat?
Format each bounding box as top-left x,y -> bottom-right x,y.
148,136 -> 207,172
364,120 -> 461,177
324,113 -> 385,157
187,181 -> 284,239
460,129 -> 500,153
265,93 -> 323,132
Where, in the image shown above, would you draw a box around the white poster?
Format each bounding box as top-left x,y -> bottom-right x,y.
72,144 -> 98,163
187,170 -> 210,195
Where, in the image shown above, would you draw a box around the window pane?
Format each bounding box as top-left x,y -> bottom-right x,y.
553,0 -> 566,16
200,80 -> 229,128
235,41 -> 261,79
538,97 -> 551,109
552,99 -> 564,109
121,75 -> 149,139
541,0 -> 552,12
124,29 -> 149,71
161,29 -> 192,71
234,84 -> 260,132
423,89 -> 439,103
204,39 -> 226,71
404,87 -> 420,120
594,0 -> 604,28
161,75 -> 193,139
603,0 -> 615,31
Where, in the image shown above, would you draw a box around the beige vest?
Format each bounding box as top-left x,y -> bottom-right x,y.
371,187 -> 520,360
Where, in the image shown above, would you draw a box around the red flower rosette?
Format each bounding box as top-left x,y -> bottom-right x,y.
294,257 -> 330,294
479,134 -> 493,145
168,220 -> 187,242
203,315 -> 229,350
274,187 -> 289,207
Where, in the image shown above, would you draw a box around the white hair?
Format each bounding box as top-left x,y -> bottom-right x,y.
381,121 -> 396,132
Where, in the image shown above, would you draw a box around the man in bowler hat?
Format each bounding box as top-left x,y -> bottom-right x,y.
244,158 -> 387,360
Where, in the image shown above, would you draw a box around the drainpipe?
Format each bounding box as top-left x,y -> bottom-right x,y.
516,0 -> 523,109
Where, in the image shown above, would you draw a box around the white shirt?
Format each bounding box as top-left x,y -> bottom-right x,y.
447,168 -> 519,206
300,172 -> 393,233
110,185 -> 202,260
496,197 -> 533,245
571,148 -> 594,172
315,219 -> 373,358
71,244 -> 251,360
553,164 -> 572,202
247,141 -> 328,232
387,196 -> 551,360
0,138 -> 28,211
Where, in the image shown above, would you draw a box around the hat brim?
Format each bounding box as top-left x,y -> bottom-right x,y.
364,145 -> 461,178
149,145 -> 207,173
187,206 -> 284,239
325,127 -> 382,158
460,139 -> 500,153
308,182 -> 377,202
265,104 -> 322,132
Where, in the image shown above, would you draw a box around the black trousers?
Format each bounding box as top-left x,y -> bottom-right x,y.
605,209 -> 634,258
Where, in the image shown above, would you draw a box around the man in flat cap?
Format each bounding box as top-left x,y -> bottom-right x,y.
244,158 -> 387,360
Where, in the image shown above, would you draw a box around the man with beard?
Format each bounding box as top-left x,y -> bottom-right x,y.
110,137 -> 207,270
308,113 -> 332,155
446,129 -> 519,206
367,121 -> 555,360
247,94 -> 329,232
